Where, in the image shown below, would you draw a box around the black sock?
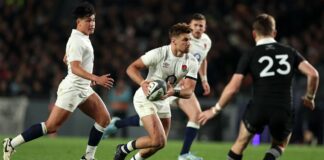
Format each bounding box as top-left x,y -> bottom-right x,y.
180,127 -> 198,155
121,140 -> 137,154
263,146 -> 282,160
21,123 -> 46,142
88,124 -> 104,146
115,115 -> 140,128
228,150 -> 242,160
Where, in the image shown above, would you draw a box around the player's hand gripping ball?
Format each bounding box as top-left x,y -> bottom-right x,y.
146,79 -> 167,101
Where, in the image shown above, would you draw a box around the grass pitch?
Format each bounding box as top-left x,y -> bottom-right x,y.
1,136 -> 323,160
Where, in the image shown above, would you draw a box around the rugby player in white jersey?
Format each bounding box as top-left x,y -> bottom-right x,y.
174,13 -> 212,160
104,13 -> 211,160
113,23 -> 199,160
2,2 -> 114,160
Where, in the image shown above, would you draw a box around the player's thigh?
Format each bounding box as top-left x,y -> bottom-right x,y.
160,118 -> 171,137
45,106 -> 72,132
236,121 -> 254,143
178,93 -> 201,119
268,109 -> 293,142
79,93 -> 110,125
142,114 -> 166,138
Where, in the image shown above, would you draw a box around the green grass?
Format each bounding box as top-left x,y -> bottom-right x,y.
1,136 -> 323,160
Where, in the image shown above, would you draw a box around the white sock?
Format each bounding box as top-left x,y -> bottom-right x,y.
85,145 -> 97,159
10,135 -> 25,148
130,152 -> 144,160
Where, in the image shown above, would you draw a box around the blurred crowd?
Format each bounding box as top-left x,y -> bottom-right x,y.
0,0 -> 323,143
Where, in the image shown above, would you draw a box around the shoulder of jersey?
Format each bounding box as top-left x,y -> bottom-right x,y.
187,53 -> 199,64
201,33 -> 211,43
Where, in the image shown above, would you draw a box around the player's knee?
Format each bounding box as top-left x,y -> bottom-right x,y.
96,115 -> 110,127
150,135 -> 167,149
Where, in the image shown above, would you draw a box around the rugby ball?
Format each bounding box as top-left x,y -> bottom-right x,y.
146,79 -> 167,101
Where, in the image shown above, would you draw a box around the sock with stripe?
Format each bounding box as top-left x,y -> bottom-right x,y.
85,123 -> 105,159
263,145 -> 282,160
121,140 -> 137,154
180,121 -> 200,155
130,152 -> 144,160
11,122 -> 47,148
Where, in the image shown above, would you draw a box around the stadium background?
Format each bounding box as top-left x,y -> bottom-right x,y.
0,0 -> 323,146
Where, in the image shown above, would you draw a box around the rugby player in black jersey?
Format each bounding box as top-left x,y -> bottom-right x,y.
199,13 -> 319,160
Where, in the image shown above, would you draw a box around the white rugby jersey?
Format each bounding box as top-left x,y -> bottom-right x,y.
64,29 -> 94,88
189,33 -> 212,66
141,45 -> 199,86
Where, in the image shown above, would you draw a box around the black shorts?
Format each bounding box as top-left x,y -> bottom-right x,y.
242,100 -> 294,141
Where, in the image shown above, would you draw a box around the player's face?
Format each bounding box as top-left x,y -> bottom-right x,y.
174,33 -> 191,54
77,14 -> 96,35
189,19 -> 206,39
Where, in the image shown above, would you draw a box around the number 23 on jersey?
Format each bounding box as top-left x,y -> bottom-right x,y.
258,54 -> 291,77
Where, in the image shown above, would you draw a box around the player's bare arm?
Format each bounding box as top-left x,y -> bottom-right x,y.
198,74 -> 244,125
298,60 -> 319,110
199,59 -> 210,95
126,58 -> 151,95
70,61 -> 114,89
162,77 -> 196,100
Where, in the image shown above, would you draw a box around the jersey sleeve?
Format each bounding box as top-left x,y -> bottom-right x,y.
141,47 -> 164,67
186,57 -> 199,80
235,51 -> 251,75
66,38 -> 83,62
293,49 -> 306,68
205,35 -> 212,53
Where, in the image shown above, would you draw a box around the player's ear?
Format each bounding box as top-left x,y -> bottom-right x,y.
252,30 -> 257,40
171,37 -> 176,45
272,30 -> 277,38
76,18 -> 81,26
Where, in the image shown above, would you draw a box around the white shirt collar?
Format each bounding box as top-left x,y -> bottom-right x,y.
256,37 -> 276,46
71,29 -> 89,38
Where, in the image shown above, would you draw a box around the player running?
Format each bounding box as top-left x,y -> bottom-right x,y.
198,13 -> 319,160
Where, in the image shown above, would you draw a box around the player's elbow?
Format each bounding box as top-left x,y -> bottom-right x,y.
126,65 -> 133,77
71,66 -> 78,75
308,69 -> 319,80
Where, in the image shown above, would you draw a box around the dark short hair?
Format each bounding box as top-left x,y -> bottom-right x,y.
73,1 -> 95,19
169,23 -> 192,38
253,13 -> 276,36
191,13 -> 206,21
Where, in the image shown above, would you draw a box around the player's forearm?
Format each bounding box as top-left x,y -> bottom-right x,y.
126,65 -> 144,86
71,65 -> 98,82
199,59 -> 208,82
173,87 -> 194,99
217,86 -> 237,108
217,75 -> 243,109
173,79 -> 196,99
306,70 -> 319,99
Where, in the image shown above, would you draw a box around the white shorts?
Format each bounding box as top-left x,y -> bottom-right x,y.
133,88 -> 171,118
55,80 -> 94,112
167,96 -> 180,108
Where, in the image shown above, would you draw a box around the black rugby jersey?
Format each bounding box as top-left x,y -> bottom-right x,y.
236,40 -> 305,108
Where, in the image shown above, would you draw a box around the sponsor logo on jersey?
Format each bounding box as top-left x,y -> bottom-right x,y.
265,45 -> 275,50
181,65 -> 188,72
162,62 -> 170,68
193,53 -> 201,62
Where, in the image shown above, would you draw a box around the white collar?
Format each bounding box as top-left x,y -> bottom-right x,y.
71,29 -> 89,38
256,37 -> 276,46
